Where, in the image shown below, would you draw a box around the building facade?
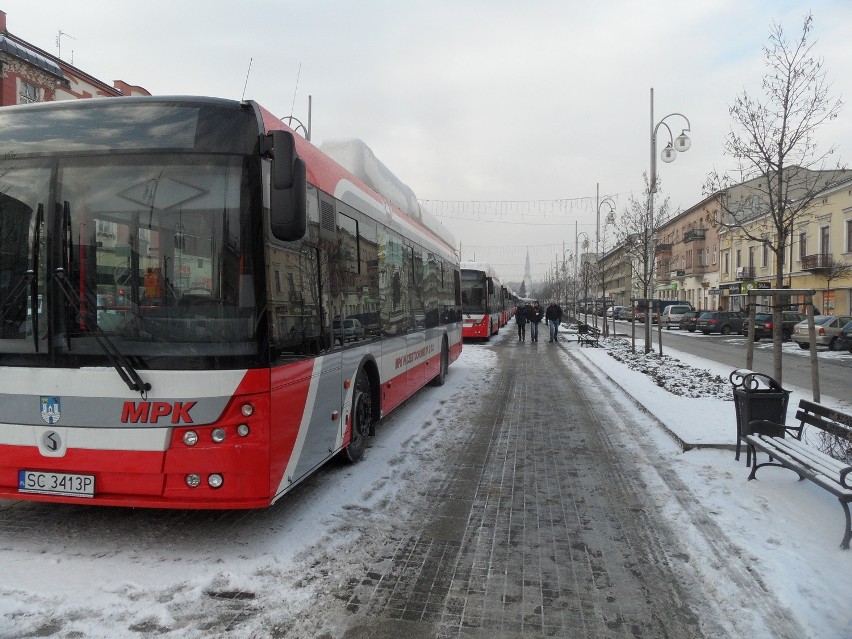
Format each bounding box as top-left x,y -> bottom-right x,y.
716,170 -> 852,314
655,194 -> 721,311
600,240 -> 638,308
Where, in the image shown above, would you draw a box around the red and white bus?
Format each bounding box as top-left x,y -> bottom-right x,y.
460,262 -> 503,339
0,96 -> 462,509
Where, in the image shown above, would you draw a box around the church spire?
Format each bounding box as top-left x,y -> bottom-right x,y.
523,250 -> 532,296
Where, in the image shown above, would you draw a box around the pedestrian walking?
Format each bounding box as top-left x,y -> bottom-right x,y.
516,306 -> 527,341
545,301 -> 563,342
526,301 -> 544,342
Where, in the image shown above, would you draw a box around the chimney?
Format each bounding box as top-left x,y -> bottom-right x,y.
0,11 -> 7,33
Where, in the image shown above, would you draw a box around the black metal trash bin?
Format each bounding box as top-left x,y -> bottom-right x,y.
729,369 -> 790,465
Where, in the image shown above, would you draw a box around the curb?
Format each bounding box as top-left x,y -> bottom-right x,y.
561,338 -> 736,454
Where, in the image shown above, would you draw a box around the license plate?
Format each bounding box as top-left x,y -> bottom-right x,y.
18,470 -> 95,498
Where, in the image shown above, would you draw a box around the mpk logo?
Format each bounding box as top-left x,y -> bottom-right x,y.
121,401 -> 196,424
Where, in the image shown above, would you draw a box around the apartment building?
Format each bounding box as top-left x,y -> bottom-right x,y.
654,193 -> 721,311
789,179 -> 852,314
718,170 -> 852,314
600,239 -> 640,307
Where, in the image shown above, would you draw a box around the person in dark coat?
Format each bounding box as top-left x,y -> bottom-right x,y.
525,301 -> 544,342
545,301 -> 563,342
516,305 -> 528,341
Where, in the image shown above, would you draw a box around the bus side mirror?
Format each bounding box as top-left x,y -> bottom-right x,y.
266,130 -> 307,241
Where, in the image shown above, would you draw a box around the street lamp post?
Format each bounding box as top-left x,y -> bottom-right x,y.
575,224 -> 590,322
595,184 -> 616,305
562,249 -> 573,310
596,184 -> 616,259
645,87 -> 691,352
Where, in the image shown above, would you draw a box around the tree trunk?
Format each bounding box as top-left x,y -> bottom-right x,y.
772,229 -> 785,384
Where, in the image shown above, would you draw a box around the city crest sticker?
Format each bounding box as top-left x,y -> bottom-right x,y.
40,396 -> 61,425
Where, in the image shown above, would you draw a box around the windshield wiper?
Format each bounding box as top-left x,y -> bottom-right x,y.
56,201 -> 147,395
54,267 -> 151,398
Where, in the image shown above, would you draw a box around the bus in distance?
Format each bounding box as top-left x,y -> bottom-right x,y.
460,262 -> 503,339
0,96 -> 462,509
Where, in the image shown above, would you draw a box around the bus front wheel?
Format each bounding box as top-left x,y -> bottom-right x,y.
344,369 -> 372,463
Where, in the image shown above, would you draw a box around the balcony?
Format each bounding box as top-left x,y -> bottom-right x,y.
655,242 -> 673,255
802,253 -> 831,270
736,266 -> 756,280
682,228 -> 706,242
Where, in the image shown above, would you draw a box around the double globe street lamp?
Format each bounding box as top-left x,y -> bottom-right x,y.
644,87 -> 691,351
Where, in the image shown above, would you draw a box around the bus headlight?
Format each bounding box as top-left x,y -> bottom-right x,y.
211,428 -> 226,443
237,424 -> 250,437
185,473 -> 201,487
208,474 -> 224,488
241,403 -> 254,417
183,431 -> 199,446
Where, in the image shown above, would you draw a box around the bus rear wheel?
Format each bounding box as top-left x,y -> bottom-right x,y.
344,369 -> 372,463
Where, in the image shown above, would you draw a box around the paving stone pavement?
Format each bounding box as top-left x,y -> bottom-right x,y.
337,332 -> 803,639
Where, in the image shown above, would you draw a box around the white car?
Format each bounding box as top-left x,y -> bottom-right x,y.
333,318 -> 365,342
661,305 -> 693,329
792,315 -> 852,350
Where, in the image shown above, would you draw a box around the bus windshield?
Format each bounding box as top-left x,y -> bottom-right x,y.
0,155 -> 263,370
460,270 -> 488,314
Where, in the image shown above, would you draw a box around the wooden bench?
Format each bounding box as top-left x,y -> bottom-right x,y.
747,399 -> 852,549
576,322 -> 601,347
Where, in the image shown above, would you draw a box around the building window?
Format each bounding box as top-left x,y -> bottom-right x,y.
762,242 -> 769,267
723,252 -> 729,275
799,232 -> 807,260
19,81 -> 40,104
847,219 -> 852,253
736,249 -> 741,268
713,245 -> 717,265
748,246 -> 755,267
820,226 -> 830,255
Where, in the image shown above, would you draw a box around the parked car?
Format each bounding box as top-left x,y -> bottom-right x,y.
661,304 -> 693,329
332,318 -> 365,342
792,315 -> 852,350
678,309 -> 704,332
607,305 -> 626,319
835,320 -> 852,353
742,311 -> 807,341
695,311 -> 745,335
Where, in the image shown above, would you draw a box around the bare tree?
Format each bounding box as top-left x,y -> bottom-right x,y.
613,174 -> 673,350
705,13 -> 844,383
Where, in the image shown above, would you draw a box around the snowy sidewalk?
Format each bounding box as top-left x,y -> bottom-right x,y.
562,329 -> 842,451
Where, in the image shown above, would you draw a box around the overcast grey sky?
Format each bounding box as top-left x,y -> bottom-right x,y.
5,0 -> 852,282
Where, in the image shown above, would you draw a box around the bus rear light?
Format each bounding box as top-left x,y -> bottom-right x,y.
185,473 -> 201,488
237,424 -> 250,437
183,431 -> 199,446
208,474 -> 224,489
241,403 -> 254,417
211,428 -> 226,443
